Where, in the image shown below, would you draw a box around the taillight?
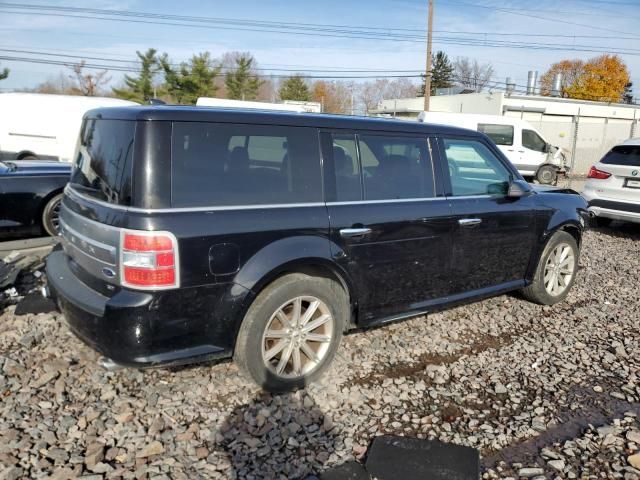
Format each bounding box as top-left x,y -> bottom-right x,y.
120,230 -> 179,289
588,166 -> 611,179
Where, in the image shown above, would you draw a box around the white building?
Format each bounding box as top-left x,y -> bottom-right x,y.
372,92 -> 640,174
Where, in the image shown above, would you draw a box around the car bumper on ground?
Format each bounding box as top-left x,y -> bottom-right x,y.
46,249 -> 238,368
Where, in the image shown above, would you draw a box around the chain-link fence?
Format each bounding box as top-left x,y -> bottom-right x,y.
505,111 -> 639,175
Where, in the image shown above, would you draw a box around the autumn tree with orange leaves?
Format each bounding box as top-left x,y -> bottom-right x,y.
540,55 -> 630,103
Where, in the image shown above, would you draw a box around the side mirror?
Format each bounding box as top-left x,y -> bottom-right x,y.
507,179 -> 533,198
544,143 -> 551,153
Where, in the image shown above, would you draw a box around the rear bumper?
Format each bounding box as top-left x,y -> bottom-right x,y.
587,198 -> 640,224
46,249 -> 244,368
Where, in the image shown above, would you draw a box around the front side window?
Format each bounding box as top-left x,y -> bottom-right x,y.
478,123 -> 514,146
171,122 -> 321,207
442,138 -> 511,196
70,119 -> 135,206
522,129 -> 547,152
601,145 -> 640,166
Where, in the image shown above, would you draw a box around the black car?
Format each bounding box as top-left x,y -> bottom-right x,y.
0,160 -> 71,237
45,106 -> 589,392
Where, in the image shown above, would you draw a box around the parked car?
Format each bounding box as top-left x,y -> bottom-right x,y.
45,106 -> 589,392
583,138 -> 640,226
0,159 -> 71,236
417,111 -> 569,185
0,93 -> 137,163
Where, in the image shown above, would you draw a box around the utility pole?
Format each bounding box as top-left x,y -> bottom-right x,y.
423,0 -> 434,111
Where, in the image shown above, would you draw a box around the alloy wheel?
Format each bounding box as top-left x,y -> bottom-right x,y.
261,296 -> 334,379
543,242 -> 575,296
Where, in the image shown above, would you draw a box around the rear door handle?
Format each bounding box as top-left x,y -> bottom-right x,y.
458,218 -> 482,226
340,227 -> 372,238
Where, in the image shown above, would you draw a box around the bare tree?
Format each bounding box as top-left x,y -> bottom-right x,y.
358,78 -> 418,114
33,72 -> 75,94
453,57 -> 494,92
68,61 -> 111,96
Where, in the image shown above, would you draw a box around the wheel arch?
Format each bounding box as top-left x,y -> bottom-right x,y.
232,236 -> 358,332
16,150 -> 38,160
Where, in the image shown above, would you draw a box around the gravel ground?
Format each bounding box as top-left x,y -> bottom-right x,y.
1,223 -> 639,480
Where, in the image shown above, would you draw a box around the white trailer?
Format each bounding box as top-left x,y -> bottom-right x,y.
0,93 -> 138,163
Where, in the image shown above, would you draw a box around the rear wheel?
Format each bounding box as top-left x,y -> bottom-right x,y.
521,231 -> 579,305
536,165 -> 558,185
42,193 -> 63,236
234,273 -> 348,392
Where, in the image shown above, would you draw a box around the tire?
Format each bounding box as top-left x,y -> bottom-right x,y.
593,216 -> 613,228
521,231 -> 579,305
19,154 -> 38,160
536,165 -> 558,185
42,193 -> 63,236
234,273 -> 348,392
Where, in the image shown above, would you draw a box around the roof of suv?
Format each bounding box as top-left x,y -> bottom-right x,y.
84,105 -> 481,136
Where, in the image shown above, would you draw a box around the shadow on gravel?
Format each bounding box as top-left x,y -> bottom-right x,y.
216,391 -> 342,479
591,222 -> 640,241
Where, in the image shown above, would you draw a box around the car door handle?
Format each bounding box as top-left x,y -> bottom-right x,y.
458,218 -> 482,226
340,227 -> 372,238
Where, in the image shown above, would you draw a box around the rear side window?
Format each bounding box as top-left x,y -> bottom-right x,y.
601,145 -> 640,166
328,132 -> 434,201
70,119 -> 135,206
171,122 -> 321,207
478,123 -> 514,146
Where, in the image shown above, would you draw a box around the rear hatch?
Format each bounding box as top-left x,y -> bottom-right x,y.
59,118 -> 135,293
594,145 -> 640,203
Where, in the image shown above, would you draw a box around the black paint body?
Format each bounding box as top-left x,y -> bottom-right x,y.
45,106 -> 589,368
0,160 -> 71,234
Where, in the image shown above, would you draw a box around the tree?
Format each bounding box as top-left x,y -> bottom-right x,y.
421,51 -> 453,96
225,54 -> 262,100
0,63 -> 8,81
539,59 -> 585,97
278,75 -> 311,101
67,61 -> 110,96
453,57 -> 494,92
565,54 -> 630,103
112,48 -> 160,102
311,80 -> 352,114
623,82 -> 634,104
33,72 -> 74,94
359,78 -> 418,114
160,52 -> 221,104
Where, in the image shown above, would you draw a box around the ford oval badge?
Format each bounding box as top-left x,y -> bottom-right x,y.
102,267 -> 116,278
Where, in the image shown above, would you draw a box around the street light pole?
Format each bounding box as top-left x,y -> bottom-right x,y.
423,0 -> 434,111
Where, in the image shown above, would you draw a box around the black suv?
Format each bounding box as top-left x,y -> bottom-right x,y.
46,106 -> 589,391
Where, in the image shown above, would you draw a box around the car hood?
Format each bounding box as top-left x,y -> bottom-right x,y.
531,184 -> 579,195
2,160 -> 72,176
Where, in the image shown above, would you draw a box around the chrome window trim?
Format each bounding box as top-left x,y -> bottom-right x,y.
67,185 -> 324,213
326,197 -> 445,206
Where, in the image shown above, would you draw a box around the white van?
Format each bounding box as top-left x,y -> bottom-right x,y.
417,111 -> 568,184
0,93 -> 138,163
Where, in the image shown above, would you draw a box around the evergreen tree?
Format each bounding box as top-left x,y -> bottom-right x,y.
622,82 -> 634,104
112,48 -> 159,102
420,51 -> 453,96
0,63 -> 8,81
225,54 -> 262,100
161,52 -> 222,104
279,75 -> 311,101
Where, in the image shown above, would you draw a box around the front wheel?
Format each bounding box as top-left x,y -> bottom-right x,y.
42,193 -> 63,236
234,273 -> 348,392
521,231 -> 579,305
536,165 -> 558,185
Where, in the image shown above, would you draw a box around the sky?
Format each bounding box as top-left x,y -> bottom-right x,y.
0,0 -> 639,99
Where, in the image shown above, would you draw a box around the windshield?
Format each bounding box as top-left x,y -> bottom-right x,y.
69,119 -> 135,206
601,145 -> 640,167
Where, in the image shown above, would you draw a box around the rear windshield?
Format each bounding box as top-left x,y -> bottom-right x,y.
70,119 -> 135,205
601,145 -> 640,167
171,122 -> 322,207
